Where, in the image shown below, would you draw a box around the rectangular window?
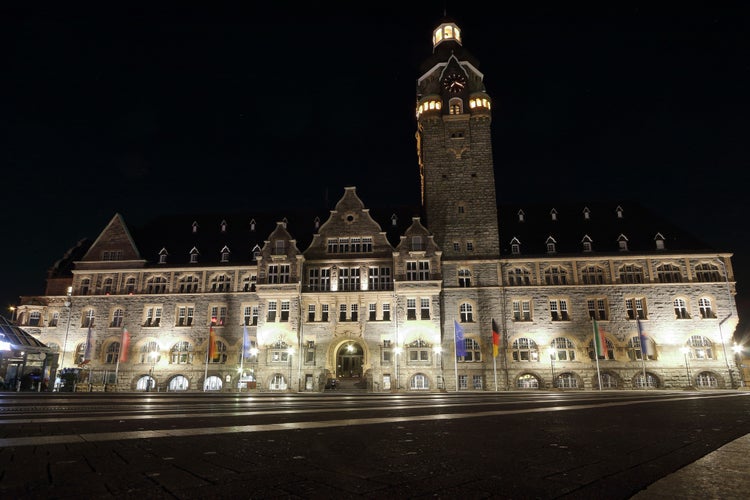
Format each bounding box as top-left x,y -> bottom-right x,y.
458,375 -> 468,390
308,268 -> 320,291
268,265 -> 279,283
351,304 -> 358,322
382,303 -> 391,321
280,264 -> 290,283
320,268 -> 331,291
243,306 -> 252,326
406,261 -> 417,281
251,306 -> 258,325
144,307 -> 162,327
383,350 -> 392,363
550,300 -> 569,321
379,267 -> 391,290
418,261 -> 430,280
321,304 -> 329,322
626,298 -> 647,320
339,304 -> 347,322
369,303 -> 376,321
308,304 -> 316,322
407,298 -> 417,320
178,306 -> 195,326
587,298 -> 608,320
305,349 -> 315,364
473,375 -> 482,390
280,301 -> 290,322
420,298 -> 430,320
267,301 -> 277,322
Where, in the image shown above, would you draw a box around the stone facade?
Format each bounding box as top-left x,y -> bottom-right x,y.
15,19 -> 740,392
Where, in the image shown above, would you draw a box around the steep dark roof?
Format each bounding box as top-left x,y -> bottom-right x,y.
498,201 -> 714,257
129,204 -> 424,267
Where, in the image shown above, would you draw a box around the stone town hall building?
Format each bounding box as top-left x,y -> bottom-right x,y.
14,18 -> 740,392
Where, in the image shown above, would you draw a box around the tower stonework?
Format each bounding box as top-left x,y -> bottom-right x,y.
416,20 -> 500,260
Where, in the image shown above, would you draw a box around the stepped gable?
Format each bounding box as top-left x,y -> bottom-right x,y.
498,201 -> 714,256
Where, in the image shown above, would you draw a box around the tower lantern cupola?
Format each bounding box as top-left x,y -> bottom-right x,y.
432,22 -> 462,50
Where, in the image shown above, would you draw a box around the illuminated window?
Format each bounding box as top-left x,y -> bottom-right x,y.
512,338 -> 539,362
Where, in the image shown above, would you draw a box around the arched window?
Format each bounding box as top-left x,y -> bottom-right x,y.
551,337 -> 575,361
634,372 -> 659,388
111,308 -> 124,328
511,338 -> 539,362
105,342 -> 121,364
124,277 -> 136,294
82,309 -> 95,328
146,276 -> 167,294
179,275 -> 199,293
581,266 -> 605,285
555,373 -> 578,388
507,267 -> 532,286
168,375 -> 190,391
410,374 -> 429,390
459,338 -> 481,362
171,341 -> 194,364
656,263 -> 683,283
210,340 -> 228,363
102,277 -> 114,294
28,311 -> 42,326
516,374 -> 539,389
674,298 -> 690,319
459,303 -> 474,322
204,375 -> 223,391
140,341 -> 161,363
269,374 -> 286,391
695,263 -> 721,282
698,298 -> 715,319
687,335 -> 713,359
696,372 -> 719,387
588,338 -> 614,360
596,372 -> 619,389
544,266 -> 568,285
627,336 -> 655,361
619,264 -> 644,284
136,375 -> 155,391
211,274 -> 232,292
74,343 -> 87,365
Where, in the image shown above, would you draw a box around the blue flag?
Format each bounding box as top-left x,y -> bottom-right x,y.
636,318 -> 648,356
454,320 -> 466,357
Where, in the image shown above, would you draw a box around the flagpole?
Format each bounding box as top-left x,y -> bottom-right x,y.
453,320 -> 459,392
592,319 -> 603,391
493,355 -> 498,392
114,331 -> 122,387
492,318 -> 498,392
204,327 -> 210,392
637,318 -> 647,388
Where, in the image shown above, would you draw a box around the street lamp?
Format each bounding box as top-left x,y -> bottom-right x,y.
394,346 -> 403,390
733,343 -> 744,387
148,351 -> 157,392
547,347 -> 556,389
287,346 -> 294,391
8,306 -> 16,322
58,287 -> 73,376
680,346 -> 692,388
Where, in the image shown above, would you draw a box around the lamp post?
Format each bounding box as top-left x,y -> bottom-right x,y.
433,346 -> 443,390
8,306 -> 16,322
394,346 -> 402,390
287,346 -> 294,391
680,346 -> 692,388
548,348 -> 556,389
58,287 -> 73,381
733,343 -> 744,387
147,351 -> 157,392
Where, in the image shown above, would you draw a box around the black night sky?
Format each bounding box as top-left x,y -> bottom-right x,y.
3,3 -> 749,338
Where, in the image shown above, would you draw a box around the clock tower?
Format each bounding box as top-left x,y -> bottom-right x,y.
416,19 -> 500,260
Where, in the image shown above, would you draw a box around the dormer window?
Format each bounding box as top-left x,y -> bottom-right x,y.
583,207 -> 591,220
469,97 -> 491,110
449,98 -> 463,115
510,237 -> 521,255
616,206 -> 624,219
582,235 -> 593,253
250,219 -> 256,232
220,246 -> 230,263
189,247 -> 199,263
220,220 -> 227,233
391,214 -> 398,227
252,244 -> 261,261
416,99 -> 442,118
158,248 -> 168,264
517,210 -> 525,223
546,236 -> 557,254
618,234 -> 629,251
192,221 -> 198,233
550,209 -> 558,221
654,233 -> 666,250
314,217 -> 320,230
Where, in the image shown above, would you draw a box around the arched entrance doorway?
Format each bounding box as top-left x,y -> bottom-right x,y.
336,342 -> 364,379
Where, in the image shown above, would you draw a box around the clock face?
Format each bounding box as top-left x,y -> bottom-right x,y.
443,72 -> 467,93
